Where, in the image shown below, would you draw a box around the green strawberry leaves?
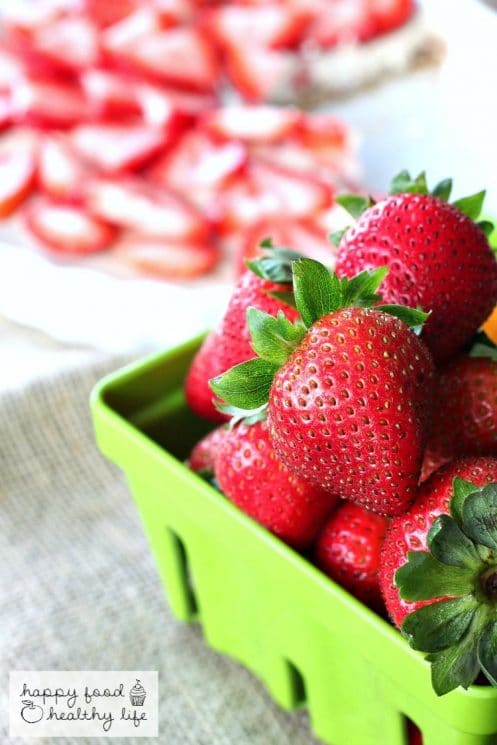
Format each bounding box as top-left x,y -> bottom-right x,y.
247,245 -> 304,284
247,308 -> 307,366
210,258 -> 430,422
453,191 -> 486,221
211,358 -> 279,410
336,194 -> 374,219
397,478 -> 497,695
390,170 -> 429,196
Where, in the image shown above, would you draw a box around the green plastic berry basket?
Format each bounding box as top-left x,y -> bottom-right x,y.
91,334 -> 497,745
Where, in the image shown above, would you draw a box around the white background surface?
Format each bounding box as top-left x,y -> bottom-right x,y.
2,0 -> 497,388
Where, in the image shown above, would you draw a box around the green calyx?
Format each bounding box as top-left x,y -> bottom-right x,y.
210,258 -> 429,424
245,238 -> 304,286
396,477 -> 497,695
464,330 -> 497,362
333,170 -> 490,247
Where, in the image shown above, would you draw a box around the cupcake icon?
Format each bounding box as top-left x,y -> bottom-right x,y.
129,679 -> 146,707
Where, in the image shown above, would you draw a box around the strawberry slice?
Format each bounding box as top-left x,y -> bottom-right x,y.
224,41 -> 299,102
371,0 -> 414,35
121,27 -> 220,92
113,232 -> 219,279
80,68 -> 142,121
296,113 -> 350,150
13,78 -> 91,128
251,158 -> 333,215
137,83 -> 216,128
309,0 -> 376,47
101,7 -> 161,56
69,124 -> 170,174
24,198 -> 117,255
31,17 -> 100,72
207,4 -> 310,51
201,106 -> 301,144
86,178 -> 209,241
149,131 -> 247,200
151,0 -> 194,26
38,136 -> 91,202
0,149 -> 36,217
83,0 -> 139,28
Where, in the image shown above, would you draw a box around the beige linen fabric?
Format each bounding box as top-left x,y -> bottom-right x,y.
0,357 -> 320,745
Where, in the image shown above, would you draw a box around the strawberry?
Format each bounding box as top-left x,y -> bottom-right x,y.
149,130 -> 247,207
187,426 -> 228,474
224,40 -> 300,102
201,105 -> 301,144
69,124 -> 170,174
30,16 -> 100,73
112,232 -> 219,279
38,135 -> 91,202
185,248 -> 301,422
80,68 -> 142,121
119,27 -> 220,93
211,259 -> 434,516
380,456 -> 497,695
334,172 -> 497,364
83,0 -> 138,28
24,198 -> 117,255
422,347 -> 497,480
13,78 -> 91,129
86,178 -> 209,242
314,502 -> 389,610
214,419 -> 337,550
0,149 -> 36,217
207,4 -> 310,51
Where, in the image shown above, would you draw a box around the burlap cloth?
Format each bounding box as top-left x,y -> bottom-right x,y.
0,354 -> 321,745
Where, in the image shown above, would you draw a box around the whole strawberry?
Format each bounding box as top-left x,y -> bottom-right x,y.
214,419 -> 337,550
422,349 -> 497,481
334,172 -> 497,363
187,426 -> 228,474
185,247 -> 300,421
380,456 -> 497,694
313,502 -> 389,611
212,259 -> 434,516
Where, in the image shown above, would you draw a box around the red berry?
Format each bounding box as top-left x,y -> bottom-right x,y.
188,426 -> 228,474
215,420 -> 337,550
335,194 -> 497,363
185,269 -> 299,422
268,307 -> 434,516
380,456 -> 497,627
314,502 -> 388,610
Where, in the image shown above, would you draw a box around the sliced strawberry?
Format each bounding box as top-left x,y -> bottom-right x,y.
86,178 -> 209,241
113,232 -> 219,279
251,158 -> 333,215
38,136 -> 91,202
121,27 -> 220,92
151,0 -> 194,26
371,0 -> 415,35
0,46 -> 26,94
224,41 -> 299,102
2,0 -> 71,35
83,0 -> 139,28
101,7 -> 161,56
201,106 -> 301,144
23,198 -> 117,255
296,113 -> 350,150
137,83 -> 216,127
31,17 -> 100,73
13,78 -> 91,129
207,4 -> 310,51
80,68 -> 142,121
309,0 -> 374,48
0,149 -> 36,218
149,131 -> 247,200
233,216 -> 337,275
69,124 -> 170,174
0,95 -> 14,132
